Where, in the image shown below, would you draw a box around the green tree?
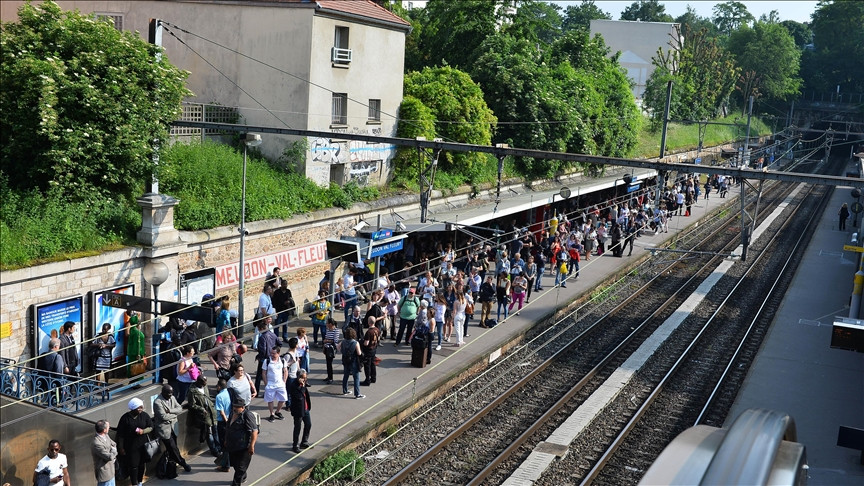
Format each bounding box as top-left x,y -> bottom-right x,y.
0,0 -> 191,201
801,0 -> 864,93
675,5 -> 717,39
643,26 -> 739,122
402,67 -> 497,173
779,20 -> 813,49
620,0 -> 673,22
471,30 -> 639,176
712,1 -> 754,36
727,22 -> 801,103
417,0 -> 509,71
506,0 -> 563,46
562,0 -> 611,32
390,96 -> 436,183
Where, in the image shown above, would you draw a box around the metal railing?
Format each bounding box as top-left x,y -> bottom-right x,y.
0,359 -> 110,413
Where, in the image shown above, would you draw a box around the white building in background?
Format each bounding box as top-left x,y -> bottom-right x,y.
0,0 -> 411,187
590,19 -> 682,101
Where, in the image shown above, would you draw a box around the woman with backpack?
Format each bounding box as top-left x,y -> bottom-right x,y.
340,328 -> 364,399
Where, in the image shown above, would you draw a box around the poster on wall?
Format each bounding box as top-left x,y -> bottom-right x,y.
91,284 -> 135,363
180,269 -> 215,306
32,295 -> 83,372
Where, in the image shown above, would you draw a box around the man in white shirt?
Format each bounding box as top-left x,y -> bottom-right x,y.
34,439 -> 70,486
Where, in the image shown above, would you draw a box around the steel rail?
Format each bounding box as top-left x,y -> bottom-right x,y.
694,183 -> 834,426
380,181 -> 779,486
579,182 -> 825,485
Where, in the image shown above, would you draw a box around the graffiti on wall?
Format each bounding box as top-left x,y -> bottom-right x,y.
309,127 -> 395,166
348,160 -> 379,185
310,137 -> 343,164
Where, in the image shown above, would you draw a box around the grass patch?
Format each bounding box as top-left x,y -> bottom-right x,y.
158,140 -> 378,230
0,182 -> 139,270
311,450 -> 365,481
632,113 -> 771,159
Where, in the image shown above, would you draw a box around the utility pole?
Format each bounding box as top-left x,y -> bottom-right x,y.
655,80 -> 673,209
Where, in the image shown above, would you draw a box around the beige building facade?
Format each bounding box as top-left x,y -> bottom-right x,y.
0,0 -> 410,186
590,19 -> 681,101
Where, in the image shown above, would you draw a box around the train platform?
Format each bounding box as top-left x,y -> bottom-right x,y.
171,186 -> 737,485
726,182 -> 864,485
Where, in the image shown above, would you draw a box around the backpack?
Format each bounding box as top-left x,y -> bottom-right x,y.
341,340 -> 358,366
156,452 -> 178,479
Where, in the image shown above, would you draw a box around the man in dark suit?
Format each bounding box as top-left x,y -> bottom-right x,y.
289,369 -> 311,453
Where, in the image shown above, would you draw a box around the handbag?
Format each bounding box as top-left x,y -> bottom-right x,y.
35,468 -> 51,486
373,356 -> 382,366
465,302 -> 474,315
130,359 -> 147,376
216,367 -> 231,381
188,362 -> 201,381
142,434 -> 160,463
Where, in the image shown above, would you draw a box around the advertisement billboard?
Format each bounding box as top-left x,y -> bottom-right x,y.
32,296 -> 83,372
91,284 -> 135,363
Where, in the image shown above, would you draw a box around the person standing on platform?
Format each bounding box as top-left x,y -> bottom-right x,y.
126,319 -> 145,378
360,318 -> 379,386
254,319 -> 281,393
153,384 -> 192,472
33,440 -> 70,486
839,203 -> 850,231
91,420 -> 117,486
213,379 -> 231,469
289,369 -> 312,453
340,328 -> 364,399
496,272 -> 511,321
263,345 -> 288,422
384,284 -> 400,340
322,318 -> 342,384
395,289 -> 420,346
273,280 -> 293,341
478,275 -> 495,327
117,398 -> 153,486
225,400 -> 258,486
310,291 -> 331,347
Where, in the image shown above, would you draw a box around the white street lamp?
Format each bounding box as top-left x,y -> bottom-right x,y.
238,133 -> 262,329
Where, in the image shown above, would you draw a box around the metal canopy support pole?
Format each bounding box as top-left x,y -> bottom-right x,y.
419,144 -> 441,224
374,214 -> 382,285
656,81 -> 673,208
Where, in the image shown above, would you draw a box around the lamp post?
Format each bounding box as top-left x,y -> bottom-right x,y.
142,259 -> 169,382
238,133 -> 262,329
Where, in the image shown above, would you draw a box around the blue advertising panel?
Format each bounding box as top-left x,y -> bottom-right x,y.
92,284 -> 135,363
33,295 -> 83,372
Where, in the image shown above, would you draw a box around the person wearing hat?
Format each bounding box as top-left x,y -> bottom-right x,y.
224,400 -> 259,486
116,397 -> 153,486
394,287 -> 421,346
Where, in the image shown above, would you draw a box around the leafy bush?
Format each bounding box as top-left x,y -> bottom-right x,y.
158,140 -> 378,230
311,450 -> 365,481
0,179 -> 138,269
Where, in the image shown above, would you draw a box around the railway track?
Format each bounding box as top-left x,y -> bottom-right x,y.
314,159 -> 840,486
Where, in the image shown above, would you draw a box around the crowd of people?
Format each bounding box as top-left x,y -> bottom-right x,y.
29,175 -> 746,485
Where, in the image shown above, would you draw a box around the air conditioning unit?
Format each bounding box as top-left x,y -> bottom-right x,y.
331,47 -> 352,63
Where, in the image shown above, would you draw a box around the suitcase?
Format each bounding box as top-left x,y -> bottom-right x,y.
411,346 -> 427,368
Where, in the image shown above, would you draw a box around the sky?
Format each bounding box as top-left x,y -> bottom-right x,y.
551,1 -> 819,24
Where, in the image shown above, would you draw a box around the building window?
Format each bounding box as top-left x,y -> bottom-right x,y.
95,13 -> 123,31
368,99 -> 381,122
332,93 -> 348,125
332,26 -> 352,64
